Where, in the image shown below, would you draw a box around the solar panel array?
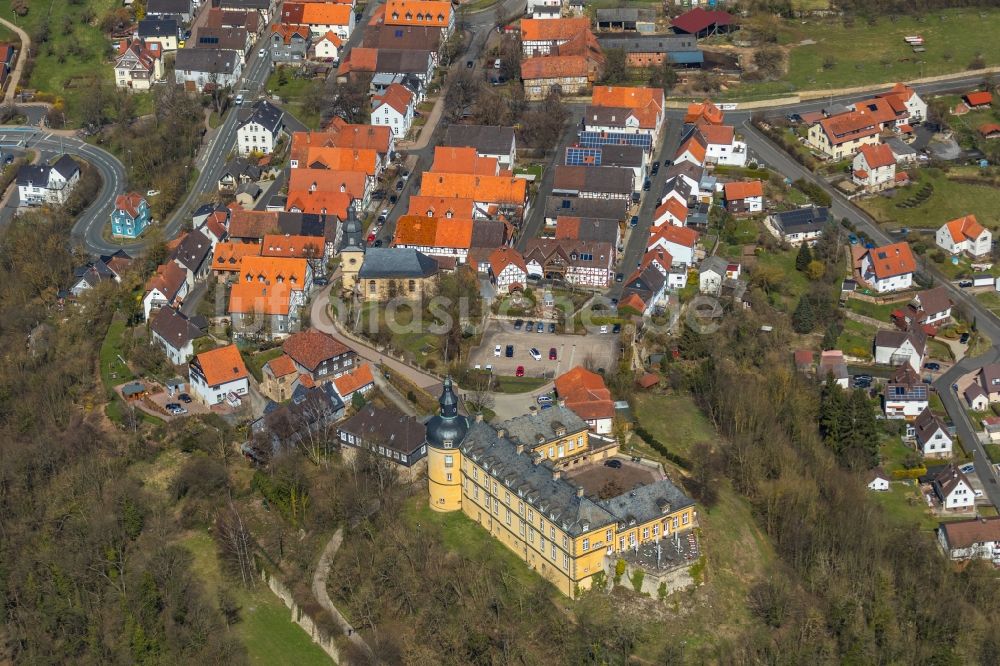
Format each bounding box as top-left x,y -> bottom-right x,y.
565,146 -> 602,166
579,131 -> 651,150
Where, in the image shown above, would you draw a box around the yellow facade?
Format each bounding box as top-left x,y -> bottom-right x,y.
806,122 -> 880,160
426,443 -> 463,512
455,456 -> 695,597
527,426 -> 590,461
340,248 -> 364,291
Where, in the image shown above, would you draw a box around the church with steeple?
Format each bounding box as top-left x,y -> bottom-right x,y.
338,203 -> 365,292
424,379 -> 697,597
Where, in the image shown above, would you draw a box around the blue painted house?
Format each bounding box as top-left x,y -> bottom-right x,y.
111,192 -> 151,238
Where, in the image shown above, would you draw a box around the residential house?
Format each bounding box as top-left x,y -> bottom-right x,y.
662,161 -> 705,203
673,131 -> 707,166
114,37 -> 164,90
553,165 -> 634,201
391,215 -> 474,263
883,365 -> 929,419
371,83 -> 415,138
979,363 -> 1000,402
619,265 -> 667,316
647,224 -> 698,266
527,0 -> 562,18
555,216 -> 620,249
938,517 -> 1000,562
287,168 -> 370,213
332,363 -> 376,403
874,328 -> 926,372
723,180 -> 764,215
893,286 -> 954,330
554,366 -> 615,434
818,350 -> 850,388
698,256 -> 728,295
382,0 -> 454,38
245,383 -> 346,463
212,242 -> 263,280
565,144 -> 646,187
698,124 -> 747,166
419,173 -> 527,213
270,24 -> 311,63
768,206 -> 829,246
193,26 -> 250,64
858,242 -> 916,293
146,0 -> 192,22
683,98 -> 724,125
596,34 -> 703,68
173,230 -> 215,287
174,49 -> 242,92
866,468 -> 891,492
205,7 -> 261,35
487,246 -> 528,294
260,353 -> 309,403
589,85 -> 665,138
137,19 -> 180,51
143,261 -> 188,320
807,111 -> 881,160
637,247 -> 686,288
653,197 -> 687,227
229,256 -> 312,338
544,196 -> 625,225
16,155 -> 80,207
879,82 -> 927,123
189,344 -> 249,406
313,31 -> 343,61
283,327 -> 357,381
111,192 -> 151,239
235,183 -> 262,208
852,143 -> 896,192
924,464 -> 974,511
362,24 -> 442,59
67,251 -> 133,297
965,383 -> 989,412
237,100 -> 284,156
936,214 -> 992,258
521,17 -> 592,56
524,239 -> 614,287
521,55 -> 594,101
149,306 -> 204,366
338,404 -> 428,469
282,1 -> 355,40
408,195 -> 478,219
442,125 -> 517,168
355,247 -> 439,301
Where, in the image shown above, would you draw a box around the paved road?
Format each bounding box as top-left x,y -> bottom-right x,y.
0,128 -> 127,252
0,16 -> 30,104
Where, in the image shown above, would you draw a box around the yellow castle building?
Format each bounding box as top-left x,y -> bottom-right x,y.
426,378 -> 697,597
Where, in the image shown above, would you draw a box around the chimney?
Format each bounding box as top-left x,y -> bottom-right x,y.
552,469 -> 561,480
576,486 -> 584,498
310,181 -> 317,192
475,413 -> 483,422
497,428 -> 505,438
558,398 -> 567,407
515,443 -> 524,454
340,183 -> 346,193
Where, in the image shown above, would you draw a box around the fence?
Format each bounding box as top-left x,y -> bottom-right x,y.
260,568 -> 342,664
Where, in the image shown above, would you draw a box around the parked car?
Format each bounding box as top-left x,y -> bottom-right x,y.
630,215 -> 638,227
514,319 -> 523,330
494,345 -> 502,357
373,239 -> 383,247
924,362 -> 941,371
537,394 -> 552,405
494,58 -> 502,69
505,344 -> 514,357
960,463 -> 976,474
389,195 -> 397,204
642,180 -> 651,191
166,402 -> 181,410
178,393 -> 192,404
600,325 -> 608,334
615,273 -> 624,282
604,459 -> 622,469
395,180 -> 404,191
547,323 -> 556,333
651,161 -> 660,174
258,48 -> 266,58
529,348 -> 541,361
961,332 -> 971,344
548,347 -> 557,360
466,60 -> 474,68
536,322 -> 544,332
313,276 -> 329,286
612,323 -> 621,334
515,365 -> 525,377
959,280 -> 974,288
524,321 -> 534,332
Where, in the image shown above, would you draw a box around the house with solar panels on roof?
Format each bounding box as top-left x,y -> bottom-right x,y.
767,206 -> 830,246
424,379 -> 700,597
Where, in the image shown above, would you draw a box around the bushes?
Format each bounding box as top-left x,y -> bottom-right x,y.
632,424 -> 692,470
791,178 -> 832,207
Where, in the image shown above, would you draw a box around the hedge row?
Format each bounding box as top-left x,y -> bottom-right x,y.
633,424 -> 692,470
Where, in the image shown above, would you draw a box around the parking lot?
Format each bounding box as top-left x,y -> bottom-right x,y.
564,456 -> 664,497
469,319 -> 618,378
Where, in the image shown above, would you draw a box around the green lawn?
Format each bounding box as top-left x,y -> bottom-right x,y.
843,298 -> 898,323
243,346 -> 285,382
777,10 -> 1000,92
858,167 -> 1000,231
977,291 -> 1000,317
266,69 -> 323,129
16,0 -> 150,126
100,316 -> 135,389
632,392 -> 716,459
180,532 -> 333,666
495,376 -> 549,393
753,247 -> 812,308
927,338 -> 954,362
836,318 -> 876,359
871,481 -> 939,531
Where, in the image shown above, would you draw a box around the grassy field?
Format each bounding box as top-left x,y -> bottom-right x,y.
871,481 -> 939,531
100,316 -> 135,389
843,297 -> 899,322
836,318 -> 876,359
266,69 -> 323,129
781,10 -> 1000,90
753,247 -> 811,308
16,0 -> 145,125
180,532 -> 333,665
858,167 -> 1000,231
495,375 -> 550,393
632,392 -> 716,459
977,291 -> 1000,317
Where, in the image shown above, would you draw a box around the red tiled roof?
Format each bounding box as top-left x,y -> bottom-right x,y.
618,292 -> 646,314
723,180 -> 763,200
195,344 -> 248,386
648,224 -> 698,250
333,363 -> 375,397
554,366 -> 614,422
944,214 -> 985,244
671,7 -> 735,34
373,83 -> 414,115
266,353 -> 298,378
857,143 -> 895,169
866,242 -> 916,279
684,99 -> 724,125
282,328 -> 352,372
115,192 -> 145,219
489,246 -> 526,275
521,55 -> 589,80
965,91 -> 993,107
979,123 -> 1000,137
521,17 -> 591,42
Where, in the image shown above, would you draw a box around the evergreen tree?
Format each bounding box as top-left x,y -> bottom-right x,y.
819,379 -> 848,449
792,297 -> 816,333
795,242 -> 813,272
843,389 -> 880,469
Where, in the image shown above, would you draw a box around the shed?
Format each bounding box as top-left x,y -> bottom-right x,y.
636,372 -> 660,389
972,273 -> 993,287
122,382 -> 147,401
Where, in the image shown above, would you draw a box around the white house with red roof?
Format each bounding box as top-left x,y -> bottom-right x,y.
936,214 -> 992,258
371,83 -> 415,138
313,31 -> 342,61
723,180 -> 763,215
652,197 -> 687,227
852,143 -> 896,192
487,246 -> 527,294
878,82 -> 927,123
114,37 -> 164,90
858,241 -> 916,293
189,344 -> 250,406
698,123 -> 747,166
648,225 -> 698,266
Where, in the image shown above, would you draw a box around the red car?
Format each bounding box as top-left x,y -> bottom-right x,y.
548,347 -> 557,360
367,232 -> 376,243
515,365 -> 525,377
